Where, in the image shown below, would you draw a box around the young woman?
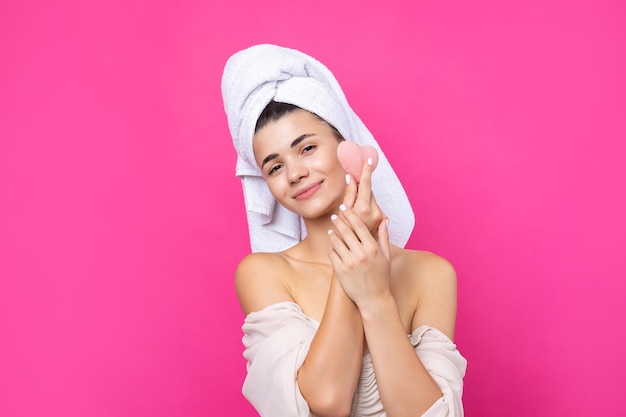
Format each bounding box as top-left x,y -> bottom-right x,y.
222,45 -> 466,417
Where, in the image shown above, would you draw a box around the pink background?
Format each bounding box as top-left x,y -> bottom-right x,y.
1,1 -> 625,416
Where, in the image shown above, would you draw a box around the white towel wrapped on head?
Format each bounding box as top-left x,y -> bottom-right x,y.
221,44 -> 415,253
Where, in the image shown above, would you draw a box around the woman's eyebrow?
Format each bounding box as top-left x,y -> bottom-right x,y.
261,133 -> 316,168
290,133 -> 315,148
261,153 -> 279,168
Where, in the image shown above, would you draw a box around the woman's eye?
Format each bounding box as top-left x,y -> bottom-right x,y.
268,164 -> 282,175
302,145 -> 316,153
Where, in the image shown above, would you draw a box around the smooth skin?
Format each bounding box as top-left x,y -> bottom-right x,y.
235,109 -> 458,417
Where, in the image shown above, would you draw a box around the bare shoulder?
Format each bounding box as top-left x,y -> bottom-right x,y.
234,252 -> 294,316
392,248 -> 458,341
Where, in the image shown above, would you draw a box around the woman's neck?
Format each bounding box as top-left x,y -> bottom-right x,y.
287,216 -> 335,265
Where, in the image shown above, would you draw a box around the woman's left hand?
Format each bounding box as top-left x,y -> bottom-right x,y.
328,207 -> 392,308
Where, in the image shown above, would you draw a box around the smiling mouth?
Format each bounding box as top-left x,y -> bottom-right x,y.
294,181 -> 323,200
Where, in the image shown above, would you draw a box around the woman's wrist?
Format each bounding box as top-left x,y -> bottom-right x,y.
356,291 -> 397,324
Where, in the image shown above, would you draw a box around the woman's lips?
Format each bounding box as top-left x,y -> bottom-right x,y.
294,182 -> 322,200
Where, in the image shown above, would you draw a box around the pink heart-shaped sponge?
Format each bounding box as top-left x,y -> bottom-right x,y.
337,141 -> 379,180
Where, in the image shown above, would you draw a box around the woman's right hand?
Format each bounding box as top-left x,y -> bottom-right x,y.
341,159 -> 386,238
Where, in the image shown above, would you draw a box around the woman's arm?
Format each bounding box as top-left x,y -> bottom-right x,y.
329,209 -> 459,417
236,253 -> 364,417
359,254 -> 458,417
296,275 -> 364,417
297,165 -> 390,417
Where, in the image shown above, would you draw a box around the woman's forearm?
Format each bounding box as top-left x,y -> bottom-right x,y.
360,295 -> 442,417
297,275 -> 363,417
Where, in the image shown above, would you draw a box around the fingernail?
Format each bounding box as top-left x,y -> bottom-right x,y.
345,174 -> 351,185
385,219 -> 389,229
327,229 -> 334,235
367,158 -> 373,166
339,204 -> 347,211
331,214 -> 338,221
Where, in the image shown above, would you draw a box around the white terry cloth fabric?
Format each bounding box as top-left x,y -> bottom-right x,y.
221,44 -> 415,252
242,302 -> 467,417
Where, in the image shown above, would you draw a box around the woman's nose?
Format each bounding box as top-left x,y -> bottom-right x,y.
288,161 -> 308,184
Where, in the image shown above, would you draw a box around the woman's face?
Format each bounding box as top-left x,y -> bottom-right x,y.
253,109 -> 346,219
